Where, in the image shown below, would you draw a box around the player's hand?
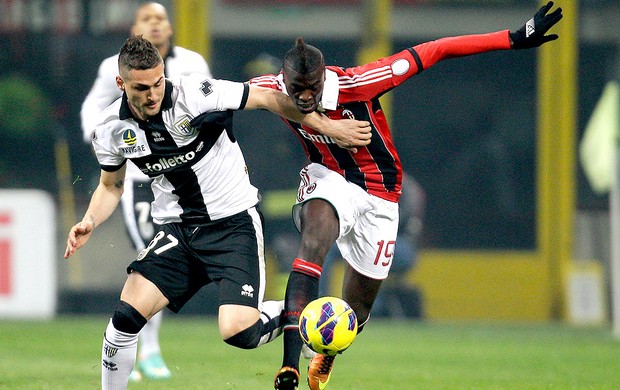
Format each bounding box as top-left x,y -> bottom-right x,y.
510,1 -> 563,50
64,218 -> 95,259
327,119 -> 372,153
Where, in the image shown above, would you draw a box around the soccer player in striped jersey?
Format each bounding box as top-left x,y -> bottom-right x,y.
251,3 -> 563,389
64,36 -> 370,390
80,2 -> 211,381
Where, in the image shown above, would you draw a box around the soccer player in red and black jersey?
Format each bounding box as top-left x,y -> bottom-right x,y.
250,3 -> 563,389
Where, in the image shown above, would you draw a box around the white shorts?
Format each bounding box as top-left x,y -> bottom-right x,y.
293,163 -> 399,280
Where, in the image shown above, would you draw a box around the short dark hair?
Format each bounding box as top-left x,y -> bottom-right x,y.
118,35 -> 163,74
283,37 -> 324,74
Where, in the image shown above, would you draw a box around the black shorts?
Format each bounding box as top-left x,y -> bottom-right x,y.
128,207 -> 266,313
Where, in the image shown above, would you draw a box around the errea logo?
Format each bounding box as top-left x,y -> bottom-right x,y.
241,284 -> 254,298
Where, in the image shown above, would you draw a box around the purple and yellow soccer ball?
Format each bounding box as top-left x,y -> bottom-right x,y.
298,296 -> 358,356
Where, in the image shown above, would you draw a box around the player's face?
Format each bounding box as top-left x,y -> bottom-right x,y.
117,64 -> 166,121
283,65 -> 325,114
131,3 -> 173,48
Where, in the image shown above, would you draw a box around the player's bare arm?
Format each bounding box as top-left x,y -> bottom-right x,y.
304,112 -> 372,152
64,166 -> 126,259
245,85 -> 371,150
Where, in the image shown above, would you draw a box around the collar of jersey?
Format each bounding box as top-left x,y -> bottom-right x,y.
119,79 -> 174,121
320,68 -> 339,111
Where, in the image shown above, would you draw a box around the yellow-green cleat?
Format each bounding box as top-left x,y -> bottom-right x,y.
307,354 -> 335,390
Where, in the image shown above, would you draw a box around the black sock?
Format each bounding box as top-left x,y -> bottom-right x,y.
281,258 -> 321,369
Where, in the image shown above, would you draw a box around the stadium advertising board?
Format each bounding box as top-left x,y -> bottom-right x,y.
0,190 -> 56,319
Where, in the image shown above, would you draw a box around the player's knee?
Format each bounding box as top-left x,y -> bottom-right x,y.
223,319 -> 262,349
111,300 -> 147,334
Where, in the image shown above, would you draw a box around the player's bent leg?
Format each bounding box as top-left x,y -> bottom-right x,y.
259,300 -> 285,345
221,302 -> 284,349
102,301 -> 147,390
341,266 -> 382,334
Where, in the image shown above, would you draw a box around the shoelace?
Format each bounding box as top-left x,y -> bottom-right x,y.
318,355 -> 335,374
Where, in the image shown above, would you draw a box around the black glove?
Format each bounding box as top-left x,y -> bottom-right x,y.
510,1 -> 563,50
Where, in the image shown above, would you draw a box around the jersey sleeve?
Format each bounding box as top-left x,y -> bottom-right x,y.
412,30 -> 511,71
179,73 -> 250,115
80,56 -> 122,143
248,74 -> 283,91
92,124 -> 126,172
337,30 -> 511,103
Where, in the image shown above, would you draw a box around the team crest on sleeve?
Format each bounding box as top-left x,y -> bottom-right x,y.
391,58 -> 410,76
174,115 -> 193,134
122,129 -> 137,145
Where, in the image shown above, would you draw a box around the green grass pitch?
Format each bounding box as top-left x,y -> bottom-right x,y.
1,316 -> 619,389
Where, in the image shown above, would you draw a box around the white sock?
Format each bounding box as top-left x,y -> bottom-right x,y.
138,310 -> 163,360
258,300 -> 284,346
102,319 -> 139,390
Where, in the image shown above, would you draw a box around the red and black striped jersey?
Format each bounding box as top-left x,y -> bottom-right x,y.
251,30 -> 511,203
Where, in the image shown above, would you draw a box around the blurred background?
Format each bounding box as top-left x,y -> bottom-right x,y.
0,0 -> 619,326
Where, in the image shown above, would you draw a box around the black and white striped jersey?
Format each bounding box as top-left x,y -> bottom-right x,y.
92,74 -> 257,225
81,47 -> 212,182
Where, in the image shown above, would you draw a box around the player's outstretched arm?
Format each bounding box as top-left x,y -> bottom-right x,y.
410,2 -> 562,71
510,1 -> 563,50
245,85 -> 371,150
64,167 -> 126,259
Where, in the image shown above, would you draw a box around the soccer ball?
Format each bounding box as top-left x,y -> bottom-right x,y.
298,296 -> 358,356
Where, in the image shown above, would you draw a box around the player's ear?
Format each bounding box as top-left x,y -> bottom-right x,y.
116,76 -> 125,91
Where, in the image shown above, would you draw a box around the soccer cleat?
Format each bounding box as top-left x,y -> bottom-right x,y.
274,366 -> 300,390
138,353 -> 172,380
128,368 -> 142,382
307,354 -> 335,390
